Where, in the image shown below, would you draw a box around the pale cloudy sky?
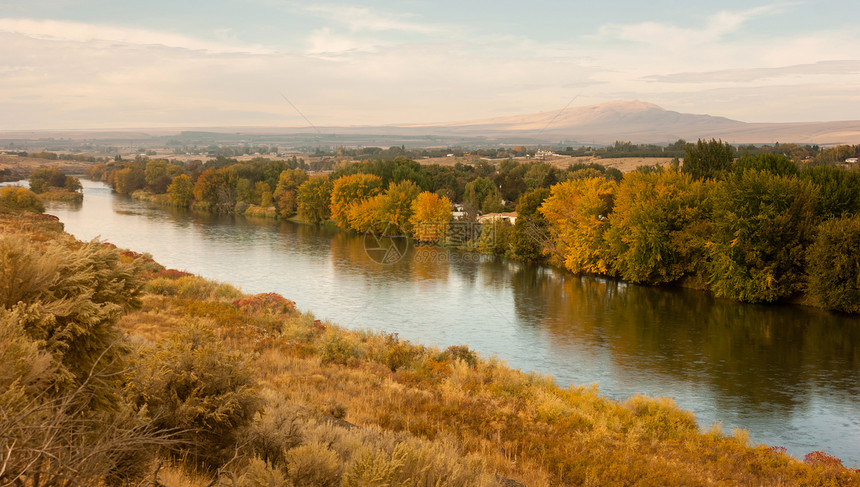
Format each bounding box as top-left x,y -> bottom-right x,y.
1,0 -> 858,129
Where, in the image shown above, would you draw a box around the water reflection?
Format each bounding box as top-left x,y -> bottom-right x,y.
44,180 -> 860,465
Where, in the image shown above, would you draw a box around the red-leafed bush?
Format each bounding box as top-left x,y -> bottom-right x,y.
233,292 -> 296,316
804,450 -> 844,468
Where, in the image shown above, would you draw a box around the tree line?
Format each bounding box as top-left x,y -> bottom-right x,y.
87,141 -> 860,312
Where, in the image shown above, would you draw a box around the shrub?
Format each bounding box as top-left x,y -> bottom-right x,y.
285,443 -> 342,487
806,215 -> 860,312
0,236 -> 142,405
244,393 -> 303,466
238,457 -> 289,487
0,186 -> 45,212
320,334 -> 364,366
233,292 -> 297,316
145,275 -> 241,301
438,345 -> 478,367
126,323 -> 262,472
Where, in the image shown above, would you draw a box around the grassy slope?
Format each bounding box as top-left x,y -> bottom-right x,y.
3,206 -> 859,486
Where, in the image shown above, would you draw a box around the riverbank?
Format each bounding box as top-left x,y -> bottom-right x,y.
3,203 -> 859,485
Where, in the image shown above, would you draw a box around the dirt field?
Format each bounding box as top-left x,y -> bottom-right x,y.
417,154 -> 675,172
0,154 -> 93,180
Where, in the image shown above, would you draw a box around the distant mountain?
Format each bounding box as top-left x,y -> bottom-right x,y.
404,100 -> 860,145
3,101 -> 860,146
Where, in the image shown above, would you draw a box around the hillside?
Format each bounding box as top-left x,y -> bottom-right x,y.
3,101 -> 860,147
406,101 -> 860,145
2,198 -> 859,486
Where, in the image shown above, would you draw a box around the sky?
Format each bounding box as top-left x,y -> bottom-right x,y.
1,0 -> 859,129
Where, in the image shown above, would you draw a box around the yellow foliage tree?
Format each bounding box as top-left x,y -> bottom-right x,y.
347,194 -> 387,233
410,192 -> 452,242
539,177 -> 616,274
330,174 -> 382,229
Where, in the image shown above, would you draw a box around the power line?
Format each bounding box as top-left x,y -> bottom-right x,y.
278,91 -> 320,134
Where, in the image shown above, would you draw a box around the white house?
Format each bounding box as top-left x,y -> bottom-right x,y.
477,212 -> 518,225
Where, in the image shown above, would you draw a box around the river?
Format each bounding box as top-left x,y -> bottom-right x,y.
31,180 -> 860,465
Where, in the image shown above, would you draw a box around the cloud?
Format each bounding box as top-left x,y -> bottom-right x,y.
595,3 -> 790,47
0,17 -> 273,54
300,4 -> 437,34
642,60 -> 860,83
305,27 -> 379,58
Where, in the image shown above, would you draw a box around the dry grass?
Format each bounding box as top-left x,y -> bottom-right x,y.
0,154 -> 92,177
117,281 -> 860,487
3,204 -> 858,487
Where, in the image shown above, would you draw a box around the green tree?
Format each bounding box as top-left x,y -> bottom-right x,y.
806,215 -> 860,312
511,188 -> 550,262
734,153 -> 798,177
29,167 -> 79,194
476,218 -> 513,256
708,170 -> 818,303
682,138 -> 735,180
297,177 -> 333,224
144,160 -> 182,193
799,165 -> 860,220
464,177 -> 502,213
274,168 -> 309,218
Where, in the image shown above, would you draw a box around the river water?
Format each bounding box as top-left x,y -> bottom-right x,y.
35,180 -> 860,465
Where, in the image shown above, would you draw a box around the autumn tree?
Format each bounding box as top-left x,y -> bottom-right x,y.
605,168 -> 710,284
274,168 -> 309,218
167,174 -> 194,207
193,167 -> 238,212
682,138 -> 735,180
113,167 -> 146,195
410,192 -> 452,242
144,160 -> 183,193
330,174 -> 382,229
539,177 -> 616,274
380,180 -> 421,233
29,167 -> 82,194
297,177 -> 333,223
